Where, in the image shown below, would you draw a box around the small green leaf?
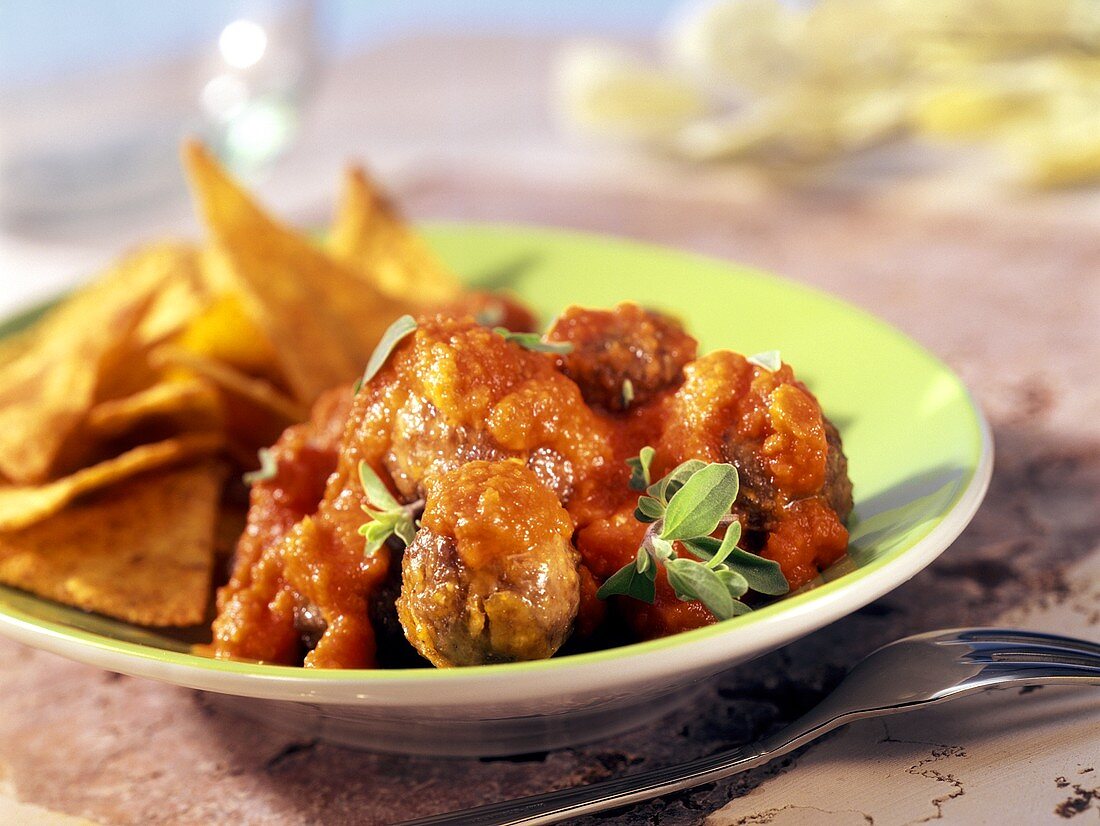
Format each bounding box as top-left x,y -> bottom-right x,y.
646,459 -> 706,503
352,376 -> 363,395
621,378 -> 635,408
596,561 -> 656,603
362,314 -> 418,386
358,516 -> 396,556
650,536 -> 676,561
726,549 -> 789,595
627,446 -> 656,492
747,350 -> 781,372
680,536 -> 716,562
728,599 -> 753,616
715,567 -> 750,598
707,522 -> 742,569
242,447 -> 278,486
493,328 -> 573,354
687,538 -> 789,595
664,557 -> 735,619
473,301 -> 506,327
660,463 -> 739,541
394,515 -> 418,547
358,461 -> 400,511
634,495 -> 665,522
635,547 -> 651,574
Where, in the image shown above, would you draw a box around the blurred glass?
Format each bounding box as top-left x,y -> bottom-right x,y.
0,0 -> 317,228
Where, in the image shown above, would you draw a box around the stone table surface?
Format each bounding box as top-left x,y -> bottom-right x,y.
1,33 -> 1098,826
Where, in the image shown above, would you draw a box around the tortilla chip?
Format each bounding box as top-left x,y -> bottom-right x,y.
0,462 -> 226,626
172,292 -> 281,380
135,248 -> 210,347
329,165 -> 462,306
0,288 -> 150,485
151,346 -> 306,423
181,141 -> 415,403
0,432 -> 223,532
87,380 -> 223,440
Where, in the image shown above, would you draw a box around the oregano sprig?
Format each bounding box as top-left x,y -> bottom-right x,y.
357,314 -> 419,393
242,447 -> 278,486
597,449 -> 789,619
356,461 -> 423,556
747,350 -> 781,372
493,327 -> 574,355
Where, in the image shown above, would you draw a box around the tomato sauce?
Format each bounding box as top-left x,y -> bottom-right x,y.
212,305 -> 852,668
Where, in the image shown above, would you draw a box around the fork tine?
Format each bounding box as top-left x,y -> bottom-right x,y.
958,640 -> 1100,668
974,661 -> 1100,682
942,628 -> 1100,658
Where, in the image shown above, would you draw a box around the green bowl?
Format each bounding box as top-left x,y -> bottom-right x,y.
0,224 -> 992,755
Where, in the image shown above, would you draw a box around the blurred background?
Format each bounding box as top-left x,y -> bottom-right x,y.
2,0 -> 1100,317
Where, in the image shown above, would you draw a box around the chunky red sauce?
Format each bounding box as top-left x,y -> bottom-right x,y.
213,303 -> 852,668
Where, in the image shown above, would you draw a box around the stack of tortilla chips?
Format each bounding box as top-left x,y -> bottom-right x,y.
0,142 -> 461,627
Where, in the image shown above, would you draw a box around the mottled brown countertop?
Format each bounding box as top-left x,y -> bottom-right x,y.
1,33 -> 1098,826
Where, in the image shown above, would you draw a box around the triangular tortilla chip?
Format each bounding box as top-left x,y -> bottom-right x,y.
0,243 -> 206,484
150,346 -> 306,424
182,141 -> 415,404
329,165 -> 462,306
0,432 -> 223,531
170,292 -> 282,382
86,379 -> 223,440
0,462 -> 226,626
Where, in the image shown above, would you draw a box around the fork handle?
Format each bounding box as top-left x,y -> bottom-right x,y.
399,742 -> 777,826
400,671 -> 1099,826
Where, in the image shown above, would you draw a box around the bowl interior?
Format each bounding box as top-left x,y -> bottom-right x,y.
0,224 -> 987,680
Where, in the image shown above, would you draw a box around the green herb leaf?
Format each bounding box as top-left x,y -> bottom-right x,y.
473,301 -> 506,327
716,567 -> 750,598
650,536 -> 676,561
596,561 -> 657,603
707,522 -> 742,569
680,536 -> 715,562
358,515 -> 398,556
621,378 -> 635,408
634,495 -> 665,522
361,314 -> 417,387
747,350 -> 781,372
393,516 -> 418,548
726,549 -> 789,595
728,599 -> 753,616
493,328 -> 573,354
635,547 -> 651,574
682,536 -> 789,595
356,461 -> 421,557
646,459 -> 707,503
660,463 -> 739,541
627,446 -> 656,492
358,461 -> 400,511
664,557 -> 735,619
242,447 -> 278,486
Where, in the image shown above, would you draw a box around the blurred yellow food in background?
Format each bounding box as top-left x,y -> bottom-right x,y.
557,0 -> 1100,186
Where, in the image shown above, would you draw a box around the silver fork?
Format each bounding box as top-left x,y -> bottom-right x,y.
400,628 -> 1100,826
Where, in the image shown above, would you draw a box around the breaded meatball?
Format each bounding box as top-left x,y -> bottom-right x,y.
724,416 -> 853,532
546,302 -> 697,411
397,461 -> 580,667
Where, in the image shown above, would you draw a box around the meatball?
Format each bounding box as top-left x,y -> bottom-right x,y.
397,461 -> 580,667
547,302 -> 697,411
724,416 -> 853,532
656,350 -> 854,592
